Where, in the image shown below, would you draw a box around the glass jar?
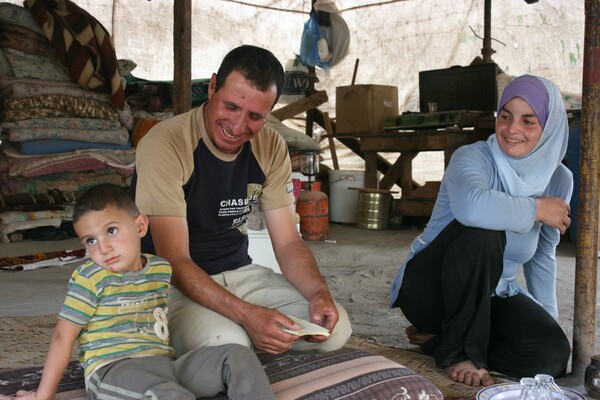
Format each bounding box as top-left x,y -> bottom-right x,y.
585,355 -> 600,399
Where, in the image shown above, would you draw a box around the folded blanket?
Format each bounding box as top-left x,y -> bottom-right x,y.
0,2 -> 44,35
0,217 -> 63,243
24,0 -> 124,109
0,22 -> 47,43
3,95 -> 119,121
0,191 -> 78,209
5,125 -> 130,145
16,139 -> 132,156
1,117 -> 122,131
2,142 -> 135,177
0,77 -> 134,130
2,168 -> 129,195
2,47 -> 70,82
0,47 -> 13,77
0,207 -> 73,225
0,23 -> 57,58
1,75 -> 112,102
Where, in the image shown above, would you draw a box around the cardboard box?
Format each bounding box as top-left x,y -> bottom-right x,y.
336,85 -> 398,134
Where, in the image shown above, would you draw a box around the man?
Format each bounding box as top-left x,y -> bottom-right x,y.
132,45 -> 351,357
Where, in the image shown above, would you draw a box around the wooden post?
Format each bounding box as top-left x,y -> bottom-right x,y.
173,0 -> 192,115
351,59 -> 359,85
572,0 -> 600,377
305,67 -> 316,138
323,112 -> 339,170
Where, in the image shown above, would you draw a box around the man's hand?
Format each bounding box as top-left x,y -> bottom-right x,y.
304,290 -> 339,343
240,305 -> 302,354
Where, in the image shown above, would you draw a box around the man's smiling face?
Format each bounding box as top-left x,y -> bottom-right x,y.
204,70 -> 277,154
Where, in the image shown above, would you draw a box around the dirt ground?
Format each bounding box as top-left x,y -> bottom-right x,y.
308,222 -> 592,353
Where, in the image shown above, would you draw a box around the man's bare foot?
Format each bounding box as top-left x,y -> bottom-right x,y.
446,360 -> 495,387
405,325 -> 435,345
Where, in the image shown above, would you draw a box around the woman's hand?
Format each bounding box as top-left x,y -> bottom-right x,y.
535,195 -> 571,234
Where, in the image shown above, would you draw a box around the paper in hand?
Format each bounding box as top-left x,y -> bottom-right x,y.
280,315 -> 331,337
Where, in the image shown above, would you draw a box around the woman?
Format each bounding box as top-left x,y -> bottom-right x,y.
389,74 -> 573,387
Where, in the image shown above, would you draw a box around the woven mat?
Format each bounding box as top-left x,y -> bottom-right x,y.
0,315 -> 78,370
0,315 -> 85,399
346,336 -> 515,400
0,315 -> 514,399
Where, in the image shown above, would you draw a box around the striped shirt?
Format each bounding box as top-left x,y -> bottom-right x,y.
59,254 -> 174,378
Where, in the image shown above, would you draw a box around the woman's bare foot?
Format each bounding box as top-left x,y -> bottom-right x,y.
446,360 -> 495,387
405,325 -> 435,345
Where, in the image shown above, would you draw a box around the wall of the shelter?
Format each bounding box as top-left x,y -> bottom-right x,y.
5,0 -> 584,114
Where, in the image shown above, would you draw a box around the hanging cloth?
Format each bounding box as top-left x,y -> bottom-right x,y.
24,0 -> 125,109
299,0 -> 350,70
313,0 -> 349,68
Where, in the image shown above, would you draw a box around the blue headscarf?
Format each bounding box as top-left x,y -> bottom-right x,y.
487,74 -> 569,197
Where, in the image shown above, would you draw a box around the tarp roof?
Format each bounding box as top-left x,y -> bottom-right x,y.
5,0 -> 579,114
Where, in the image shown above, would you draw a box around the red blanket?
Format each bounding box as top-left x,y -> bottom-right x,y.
24,0 -> 125,109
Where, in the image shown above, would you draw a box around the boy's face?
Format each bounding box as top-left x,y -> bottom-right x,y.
74,205 -> 148,273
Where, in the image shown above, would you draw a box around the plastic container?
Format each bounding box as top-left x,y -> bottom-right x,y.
296,181 -> 329,240
328,170 -> 365,223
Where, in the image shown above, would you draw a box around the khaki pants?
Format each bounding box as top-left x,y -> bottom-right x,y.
168,264 -> 352,356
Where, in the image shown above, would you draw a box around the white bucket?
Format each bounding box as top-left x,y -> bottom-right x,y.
328,170 -> 365,223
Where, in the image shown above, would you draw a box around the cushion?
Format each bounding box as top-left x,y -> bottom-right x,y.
259,347 -> 443,400
0,347 -> 442,400
266,114 -> 321,153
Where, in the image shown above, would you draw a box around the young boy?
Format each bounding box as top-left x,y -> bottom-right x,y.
7,183 -> 275,400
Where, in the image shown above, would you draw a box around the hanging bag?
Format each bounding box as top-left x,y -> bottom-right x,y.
299,12 -> 328,69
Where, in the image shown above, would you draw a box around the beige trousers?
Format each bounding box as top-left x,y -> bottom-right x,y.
167,264 -> 352,356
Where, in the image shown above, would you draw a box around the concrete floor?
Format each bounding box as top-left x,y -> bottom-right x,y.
0,222 -> 597,395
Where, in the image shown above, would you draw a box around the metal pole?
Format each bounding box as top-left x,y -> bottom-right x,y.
481,0 -> 494,63
572,0 -> 600,378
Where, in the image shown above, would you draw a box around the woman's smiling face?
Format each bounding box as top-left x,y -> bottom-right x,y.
495,96 -> 544,159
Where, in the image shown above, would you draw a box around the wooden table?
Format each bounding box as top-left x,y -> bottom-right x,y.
356,128 -> 476,217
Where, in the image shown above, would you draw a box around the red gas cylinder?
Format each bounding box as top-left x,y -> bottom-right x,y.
296,181 -> 329,241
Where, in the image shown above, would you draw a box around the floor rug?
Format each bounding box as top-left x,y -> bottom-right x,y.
0,315 -> 78,369
0,315 -> 514,399
345,336 -> 515,400
0,249 -> 87,271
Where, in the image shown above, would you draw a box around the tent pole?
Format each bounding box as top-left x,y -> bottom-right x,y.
572,0 -> 600,378
481,0 -> 494,63
305,0 -> 317,138
173,0 -> 192,115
